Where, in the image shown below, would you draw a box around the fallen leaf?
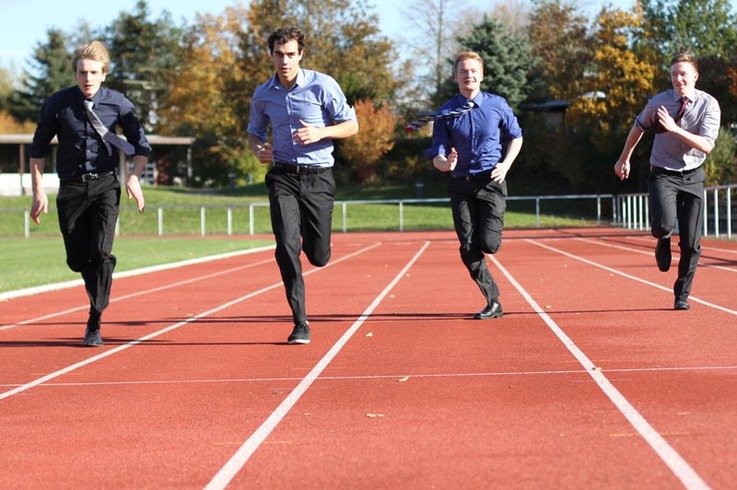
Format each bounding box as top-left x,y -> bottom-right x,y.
397,376 -> 409,383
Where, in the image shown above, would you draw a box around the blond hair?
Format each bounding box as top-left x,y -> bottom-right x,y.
72,40 -> 110,74
454,51 -> 484,73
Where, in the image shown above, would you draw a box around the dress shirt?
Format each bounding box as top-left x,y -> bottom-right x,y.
247,69 -> 357,167
635,88 -> 721,171
426,92 -> 523,177
29,86 -> 151,179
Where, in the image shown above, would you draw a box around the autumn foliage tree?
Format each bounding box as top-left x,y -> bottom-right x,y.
337,99 -> 396,183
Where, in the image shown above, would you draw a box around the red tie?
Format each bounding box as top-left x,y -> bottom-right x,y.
674,96 -> 689,123
654,96 -> 689,133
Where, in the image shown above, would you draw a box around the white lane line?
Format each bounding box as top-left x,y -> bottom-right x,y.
577,237 -> 737,274
0,245 -> 276,302
0,257 -> 276,332
530,239 -> 737,316
5,364 -> 734,389
489,253 -> 712,490
0,242 -> 382,402
204,241 -> 431,490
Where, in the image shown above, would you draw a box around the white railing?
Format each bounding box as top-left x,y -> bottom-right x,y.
613,184 -> 737,239
8,187 -> 736,239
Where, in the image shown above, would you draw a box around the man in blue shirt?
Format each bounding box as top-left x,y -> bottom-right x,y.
247,26 -> 358,344
29,40 -> 150,346
428,51 -> 523,320
614,50 -> 720,310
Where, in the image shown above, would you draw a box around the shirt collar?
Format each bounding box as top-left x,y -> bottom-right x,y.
270,69 -> 305,91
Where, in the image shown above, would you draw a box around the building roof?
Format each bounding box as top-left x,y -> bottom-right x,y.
0,134 -> 195,145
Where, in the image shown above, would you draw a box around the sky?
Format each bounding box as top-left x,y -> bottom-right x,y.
0,0 -> 643,74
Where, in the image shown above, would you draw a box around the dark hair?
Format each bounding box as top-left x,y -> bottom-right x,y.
670,48 -> 698,71
267,26 -> 306,54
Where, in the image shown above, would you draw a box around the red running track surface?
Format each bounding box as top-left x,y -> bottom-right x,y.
1,228 -> 735,489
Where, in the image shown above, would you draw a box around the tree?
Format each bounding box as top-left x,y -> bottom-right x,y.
337,99 -> 396,183
8,29 -> 72,122
527,0 -> 591,101
641,0 -> 737,62
158,5 -> 253,186
445,15 -> 535,111
566,5 -> 658,153
103,0 -> 184,132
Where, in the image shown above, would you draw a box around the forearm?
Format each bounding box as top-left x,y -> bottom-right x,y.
247,134 -> 265,155
617,125 -> 644,162
500,137 -> 523,166
321,119 -> 359,140
30,158 -> 45,194
671,128 -> 715,154
127,155 -> 147,179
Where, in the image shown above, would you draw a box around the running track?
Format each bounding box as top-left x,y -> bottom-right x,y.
1,228 -> 735,489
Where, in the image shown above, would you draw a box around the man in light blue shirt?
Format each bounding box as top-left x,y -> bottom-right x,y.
614,50 -> 720,310
247,26 -> 358,344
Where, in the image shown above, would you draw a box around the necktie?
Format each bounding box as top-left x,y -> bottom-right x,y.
84,100 -> 136,156
654,96 -> 689,133
405,101 -> 475,133
674,96 -> 689,123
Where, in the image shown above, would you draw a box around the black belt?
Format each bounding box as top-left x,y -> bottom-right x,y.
272,162 -> 331,174
60,170 -> 116,184
453,170 -> 492,182
650,165 -> 701,177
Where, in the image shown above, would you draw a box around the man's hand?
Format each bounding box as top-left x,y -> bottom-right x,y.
257,142 -> 273,164
614,159 -> 631,181
491,161 -> 510,183
433,148 -> 458,172
126,175 -> 145,212
30,190 -> 48,225
293,120 -> 324,146
656,105 -> 678,133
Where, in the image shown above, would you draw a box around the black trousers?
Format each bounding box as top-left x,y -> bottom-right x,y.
56,173 -> 120,315
648,166 -> 705,301
265,168 -> 335,323
448,176 -> 507,305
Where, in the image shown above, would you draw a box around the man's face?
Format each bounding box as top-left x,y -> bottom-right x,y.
670,61 -> 698,97
75,59 -> 107,98
454,58 -> 483,97
271,40 -> 302,84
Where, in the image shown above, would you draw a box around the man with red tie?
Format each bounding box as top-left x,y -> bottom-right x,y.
614,50 -> 721,310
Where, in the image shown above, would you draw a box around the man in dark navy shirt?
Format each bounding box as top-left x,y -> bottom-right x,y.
28,40 -> 150,346
428,51 -> 523,320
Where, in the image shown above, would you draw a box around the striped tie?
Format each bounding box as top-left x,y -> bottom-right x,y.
405,101 -> 475,133
84,100 -> 136,156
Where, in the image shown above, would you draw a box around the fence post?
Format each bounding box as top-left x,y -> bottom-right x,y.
200,207 -> 206,236
342,202 -> 347,233
399,201 -> 404,232
24,210 -> 30,238
249,204 -> 254,235
713,188 -> 720,239
227,207 -> 233,236
158,207 -> 163,236
727,188 -> 732,240
535,197 -> 540,228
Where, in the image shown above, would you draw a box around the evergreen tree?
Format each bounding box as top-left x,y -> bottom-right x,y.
443,16 -> 534,111
103,0 -> 184,132
8,29 -> 72,122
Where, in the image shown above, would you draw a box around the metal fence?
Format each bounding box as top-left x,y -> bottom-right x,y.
5,186 -> 736,239
613,183 -> 737,240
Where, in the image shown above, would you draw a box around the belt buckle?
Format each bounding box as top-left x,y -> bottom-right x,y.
295,165 -> 308,174
81,173 -> 97,182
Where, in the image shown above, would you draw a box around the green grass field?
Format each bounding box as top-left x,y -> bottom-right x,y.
1,183 -> 606,293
